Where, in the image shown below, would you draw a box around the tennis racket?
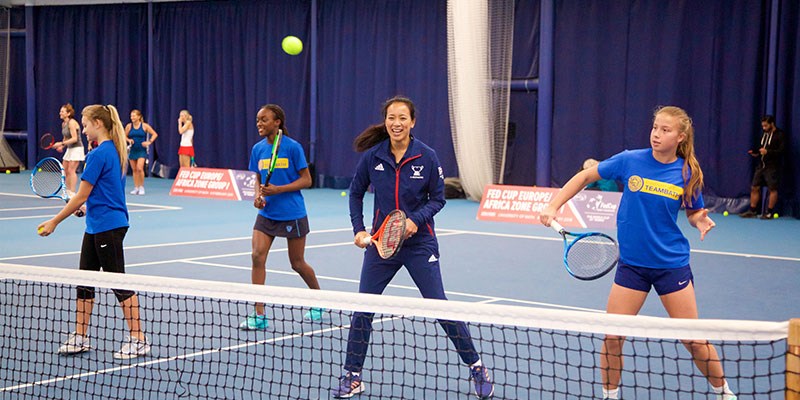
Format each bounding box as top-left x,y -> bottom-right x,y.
40,133 -> 55,150
360,209 -> 407,259
550,220 -> 618,280
30,157 -> 85,217
259,129 -> 283,202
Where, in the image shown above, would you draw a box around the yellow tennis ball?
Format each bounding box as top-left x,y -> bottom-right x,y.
281,35 -> 303,55
773,213 -> 779,219
340,191 -> 347,197
4,170 -> 9,174
723,211 -> 728,216
38,168 -> 42,172
37,227 -> 43,233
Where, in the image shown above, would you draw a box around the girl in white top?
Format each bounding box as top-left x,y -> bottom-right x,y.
54,103 -> 84,194
177,110 -> 195,168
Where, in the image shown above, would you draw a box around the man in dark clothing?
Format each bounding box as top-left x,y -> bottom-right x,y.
740,115 -> 786,219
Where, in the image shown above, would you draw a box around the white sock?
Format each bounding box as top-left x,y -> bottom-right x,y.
602,387 -> 619,399
345,370 -> 360,377
469,359 -> 483,368
712,381 -> 735,398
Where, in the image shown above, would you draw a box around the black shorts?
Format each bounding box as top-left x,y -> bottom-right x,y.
253,215 -> 310,238
752,166 -> 780,190
78,226 -> 134,301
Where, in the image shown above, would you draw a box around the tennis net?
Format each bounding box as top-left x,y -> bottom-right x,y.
1,263 -> 797,399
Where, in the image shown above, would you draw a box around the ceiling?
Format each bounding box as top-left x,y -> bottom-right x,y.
5,0 -> 197,6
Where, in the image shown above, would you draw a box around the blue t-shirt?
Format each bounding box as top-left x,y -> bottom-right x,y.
598,149 -> 704,269
248,135 -> 308,221
81,141 -> 129,234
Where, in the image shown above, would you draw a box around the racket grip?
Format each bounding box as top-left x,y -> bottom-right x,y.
360,236 -> 371,246
550,220 -> 565,234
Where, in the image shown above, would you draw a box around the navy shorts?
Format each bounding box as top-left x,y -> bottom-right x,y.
614,262 -> 693,295
253,214 -> 310,238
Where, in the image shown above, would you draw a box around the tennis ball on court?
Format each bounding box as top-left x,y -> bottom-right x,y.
340,191 -> 347,197
281,36 -> 303,55
4,170 -> 9,174
723,211 -> 728,216
773,213 -> 779,219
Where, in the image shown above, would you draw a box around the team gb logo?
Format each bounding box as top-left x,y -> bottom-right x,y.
410,165 -> 424,179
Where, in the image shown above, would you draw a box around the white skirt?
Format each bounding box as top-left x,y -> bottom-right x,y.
63,146 -> 86,162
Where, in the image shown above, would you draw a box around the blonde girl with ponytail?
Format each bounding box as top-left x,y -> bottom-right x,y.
538,106 -> 736,400
38,104 -> 151,360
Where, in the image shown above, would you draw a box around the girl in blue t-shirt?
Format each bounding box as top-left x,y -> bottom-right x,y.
539,106 -> 736,400
239,104 -> 324,330
38,104 -> 150,360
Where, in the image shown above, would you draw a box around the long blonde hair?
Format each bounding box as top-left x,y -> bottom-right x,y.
180,109 -> 193,122
654,105 -> 703,207
82,104 -> 128,175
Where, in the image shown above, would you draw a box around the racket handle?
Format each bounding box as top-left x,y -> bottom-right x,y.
550,220 -> 565,234
360,236 -> 371,246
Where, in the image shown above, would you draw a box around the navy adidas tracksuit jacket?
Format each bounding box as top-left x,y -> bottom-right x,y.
344,137 -> 479,373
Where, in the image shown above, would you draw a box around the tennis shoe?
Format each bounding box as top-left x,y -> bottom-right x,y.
130,187 -> 140,195
57,332 -> 90,355
759,213 -> 772,220
239,312 -> 269,330
332,372 -> 365,398
304,307 -> 326,321
470,365 -> 494,399
138,187 -> 145,195
739,210 -> 757,218
113,335 -> 150,359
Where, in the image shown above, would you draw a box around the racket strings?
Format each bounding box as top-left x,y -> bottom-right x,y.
31,160 -> 64,197
567,235 -> 618,277
378,216 -> 405,258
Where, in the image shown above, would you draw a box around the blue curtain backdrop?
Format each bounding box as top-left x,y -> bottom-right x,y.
32,4 -> 148,161
13,0 -> 800,215
151,0 -> 310,170
775,0 -> 800,215
504,0 -> 541,186
315,0 -> 451,187
549,0 -> 766,203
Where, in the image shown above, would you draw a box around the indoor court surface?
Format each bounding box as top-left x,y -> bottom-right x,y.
1,173 -> 798,399
1,174 -> 797,321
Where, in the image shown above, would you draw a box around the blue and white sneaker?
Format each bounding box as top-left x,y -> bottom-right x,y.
304,307 -> 326,321
239,312 -> 269,330
470,365 -> 494,399
57,332 -> 91,355
113,335 -> 151,359
332,371 -> 365,398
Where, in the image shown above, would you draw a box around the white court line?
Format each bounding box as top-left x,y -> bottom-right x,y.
0,297 -> 502,392
184,259 -> 601,313
438,228 -> 800,263
3,227 -> 797,264
0,193 -> 182,221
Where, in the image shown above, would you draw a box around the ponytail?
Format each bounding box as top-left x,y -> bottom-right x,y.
353,124 -> 388,152
654,106 -> 703,207
82,104 -> 128,176
107,105 -> 128,174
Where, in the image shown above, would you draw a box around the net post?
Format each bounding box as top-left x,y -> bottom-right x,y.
788,318 -> 800,400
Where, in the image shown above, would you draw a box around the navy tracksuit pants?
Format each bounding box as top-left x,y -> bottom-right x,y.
343,240 -> 480,373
